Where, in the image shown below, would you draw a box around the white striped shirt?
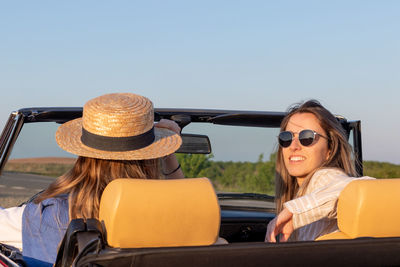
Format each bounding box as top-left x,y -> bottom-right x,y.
284,168 -> 373,241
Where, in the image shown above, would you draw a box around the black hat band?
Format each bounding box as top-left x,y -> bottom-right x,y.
81,127 -> 155,152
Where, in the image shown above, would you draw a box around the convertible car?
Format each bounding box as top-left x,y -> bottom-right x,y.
1,106 -> 400,267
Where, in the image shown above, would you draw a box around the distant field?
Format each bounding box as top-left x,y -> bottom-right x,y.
7,157 -> 76,164
4,157 -> 76,177
3,157 -> 400,180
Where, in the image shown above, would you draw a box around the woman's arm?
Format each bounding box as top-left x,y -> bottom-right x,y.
266,169 -> 353,242
162,153 -> 184,179
155,119 -> 184,179
284,169 -> 372,229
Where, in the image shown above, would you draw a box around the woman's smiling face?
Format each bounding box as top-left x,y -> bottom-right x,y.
282,112 -> 330,185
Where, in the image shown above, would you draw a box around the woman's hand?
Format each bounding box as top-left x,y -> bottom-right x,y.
155,119 -> 181,135
265,208 -> 294,242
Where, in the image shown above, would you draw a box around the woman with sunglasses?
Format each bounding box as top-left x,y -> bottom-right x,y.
265,100 -> 372,242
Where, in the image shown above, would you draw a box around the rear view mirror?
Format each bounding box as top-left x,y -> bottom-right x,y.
176,134 -> 211,154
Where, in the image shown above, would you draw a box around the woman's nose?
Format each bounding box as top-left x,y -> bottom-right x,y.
289,136 -> 301,150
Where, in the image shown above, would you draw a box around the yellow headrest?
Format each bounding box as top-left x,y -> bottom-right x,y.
337,178 -> 400,238
99,178 -> 220,248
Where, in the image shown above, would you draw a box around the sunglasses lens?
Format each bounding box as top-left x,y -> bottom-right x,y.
299,130 -> 315,146
279,131 -> 293,147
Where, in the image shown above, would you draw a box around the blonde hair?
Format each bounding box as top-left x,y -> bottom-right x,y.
35,156 -> 160,219
275,100 -> 358,213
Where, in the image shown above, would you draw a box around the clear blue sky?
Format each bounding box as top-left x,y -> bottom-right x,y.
1,1 -> 399,164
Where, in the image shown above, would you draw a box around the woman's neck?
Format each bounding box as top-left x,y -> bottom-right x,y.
296,177 -> 306,187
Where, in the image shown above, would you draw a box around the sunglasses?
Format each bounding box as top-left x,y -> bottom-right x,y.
278,129 -> 328,148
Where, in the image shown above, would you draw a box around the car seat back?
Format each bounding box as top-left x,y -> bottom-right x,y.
99,177 -> 220,248
317,178 -> 400,240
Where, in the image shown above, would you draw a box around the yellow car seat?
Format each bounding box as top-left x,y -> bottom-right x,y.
317,178 -> 400,240
99,177 -> 220,248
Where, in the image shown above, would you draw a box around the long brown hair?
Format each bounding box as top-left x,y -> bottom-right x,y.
275,100 -> 358,213
35,156 -> 160,219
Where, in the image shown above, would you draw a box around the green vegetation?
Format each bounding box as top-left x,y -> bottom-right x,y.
363,161 -> 400,178
177,153 -> 276,195
4,156 -> 400,195
177,154 -> 400,195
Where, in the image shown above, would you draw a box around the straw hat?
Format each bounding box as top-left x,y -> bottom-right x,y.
56,93 -> 182,160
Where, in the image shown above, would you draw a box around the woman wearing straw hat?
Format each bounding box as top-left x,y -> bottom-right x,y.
0,93 -> 184,266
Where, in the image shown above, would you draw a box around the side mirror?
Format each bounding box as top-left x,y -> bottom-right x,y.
176,134 -> 211,154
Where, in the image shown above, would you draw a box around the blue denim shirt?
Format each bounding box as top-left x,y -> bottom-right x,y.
22,195 -> 69,267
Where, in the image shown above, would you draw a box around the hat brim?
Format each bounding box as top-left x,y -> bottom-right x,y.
56,118 -> 182,160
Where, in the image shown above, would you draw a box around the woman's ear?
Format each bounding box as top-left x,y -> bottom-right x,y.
325,134 -> 332,161
325,140 -> 331,161
325,149 -> 331,161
